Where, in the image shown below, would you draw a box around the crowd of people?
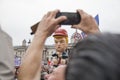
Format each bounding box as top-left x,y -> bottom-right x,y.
0,9 -> 120,80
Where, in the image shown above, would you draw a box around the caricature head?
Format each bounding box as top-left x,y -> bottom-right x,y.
53,28 -> 68,52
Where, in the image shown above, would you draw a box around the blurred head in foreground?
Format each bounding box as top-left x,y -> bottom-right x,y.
66,33 -> 120,80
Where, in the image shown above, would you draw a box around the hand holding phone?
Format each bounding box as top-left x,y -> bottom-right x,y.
30,12 -> 81,34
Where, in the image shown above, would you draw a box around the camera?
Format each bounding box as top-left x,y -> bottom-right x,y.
55,12 -> 81,25
30,12 -> 81,35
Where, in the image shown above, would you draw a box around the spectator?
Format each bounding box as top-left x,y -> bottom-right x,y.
66,33 -> 120,80
0,27 -> 14,80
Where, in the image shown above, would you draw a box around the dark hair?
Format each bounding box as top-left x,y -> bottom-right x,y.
66,33 -> 120,80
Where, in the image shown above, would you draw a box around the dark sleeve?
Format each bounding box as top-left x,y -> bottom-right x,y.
52,53 -> 58,58
62,52 -> 68,59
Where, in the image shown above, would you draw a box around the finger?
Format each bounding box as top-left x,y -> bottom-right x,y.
49,25 -> 60,37
78,9 -> 90,18
71,25 -> 77,29
77,9 -> 88,19
53,24 -> 60,30
55,25 -> 61,30
52,25 -> 61,34
42,14 -> 47,20
77,9 -> 84,16
50,9 -> 59,18
55,16 -> 67,25
46,11 -> 52,17
56,25 -> 61,28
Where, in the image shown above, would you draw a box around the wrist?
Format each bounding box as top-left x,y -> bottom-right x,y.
85,26 -> 100,35
33,32 -> 47,45
89,29 -> 100,34
34,30 -> 48,39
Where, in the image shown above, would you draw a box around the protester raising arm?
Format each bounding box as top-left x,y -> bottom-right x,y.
18,9 -> 67,80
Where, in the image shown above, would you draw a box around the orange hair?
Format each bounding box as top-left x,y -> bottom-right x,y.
54,36 -> 68,44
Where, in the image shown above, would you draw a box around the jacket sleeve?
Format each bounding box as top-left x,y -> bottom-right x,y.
0,28 -> 14,80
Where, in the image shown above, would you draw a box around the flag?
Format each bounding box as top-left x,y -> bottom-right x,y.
95,14 -> 99,26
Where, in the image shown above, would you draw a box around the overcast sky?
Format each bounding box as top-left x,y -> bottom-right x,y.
0,0 -> 120,46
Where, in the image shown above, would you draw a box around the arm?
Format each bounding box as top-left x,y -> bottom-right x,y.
18,9 -> 67,80
71,9 -> 100,34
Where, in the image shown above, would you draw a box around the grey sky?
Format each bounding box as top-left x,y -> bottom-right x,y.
0,0 -> 120,46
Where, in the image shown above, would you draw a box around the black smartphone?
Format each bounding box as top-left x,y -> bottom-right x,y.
55,12 -> 81,25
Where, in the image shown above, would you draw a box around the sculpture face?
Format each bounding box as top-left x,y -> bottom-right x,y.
54,37 -> 68,53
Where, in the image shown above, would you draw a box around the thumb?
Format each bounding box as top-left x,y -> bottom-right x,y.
55,16 -> 67,24
71,25 -> 77,29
